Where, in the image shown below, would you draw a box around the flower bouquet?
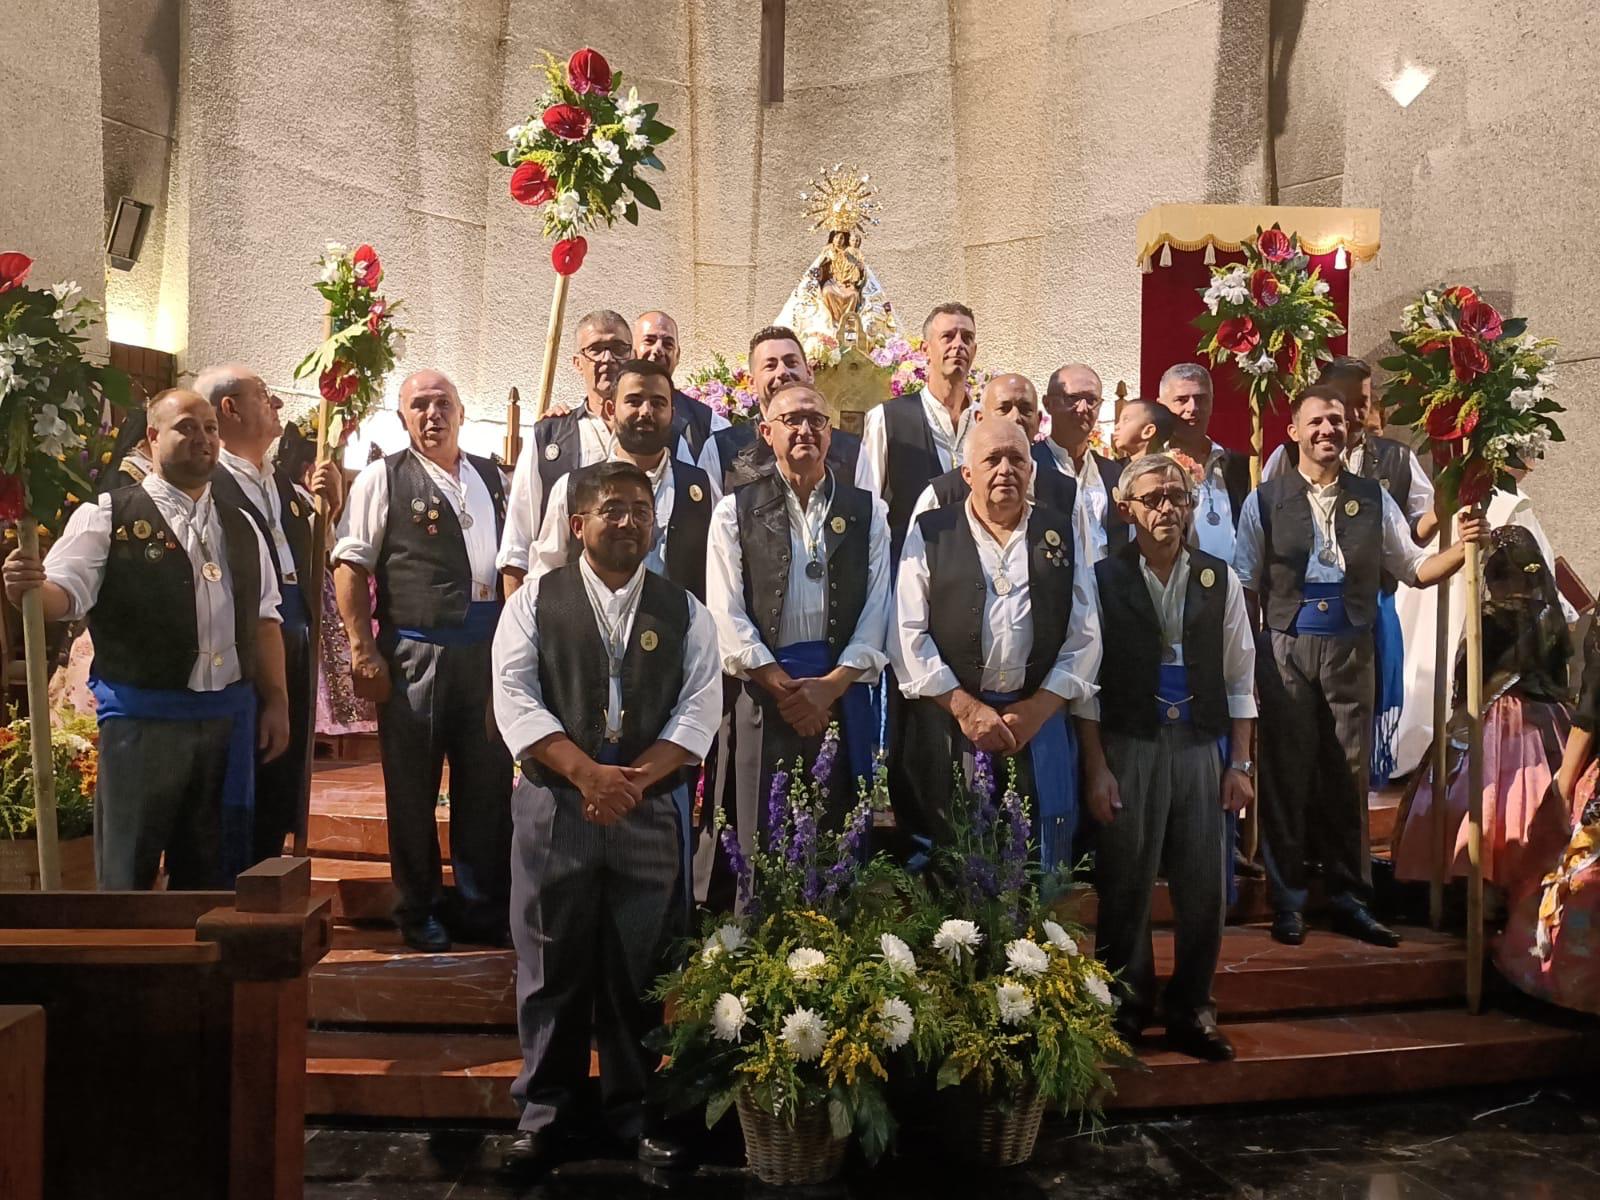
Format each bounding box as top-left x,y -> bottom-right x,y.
681,353 -> 761,423
1379,285 -> 1561,509
0,707 -> 99,889
650,729 -> 927,1184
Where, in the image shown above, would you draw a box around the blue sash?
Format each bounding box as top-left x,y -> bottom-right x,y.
89,675 -> 258,886
397,600 -> 499,646
980,690 -> 1078,872
596,743 -> 694,916
1370,588 -> 1404,783
277,583 -> 309,633
1156,663 -> 1193,725
776,641 -> 877,785
1292,583 -> 1360,636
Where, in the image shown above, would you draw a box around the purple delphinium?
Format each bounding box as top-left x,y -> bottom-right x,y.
972,752 -> 995,803
766,770 -> 790,856
788,806 -> 817,868
720,825 -> 755,912
810,725 -> 839,786
999,787 -> 1031,894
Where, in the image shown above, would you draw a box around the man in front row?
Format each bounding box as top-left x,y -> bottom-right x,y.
1234,384 -> 1488,947
493,462 -> 720,1176
1077,454 -> 1257,1061
892,419 -> 1102,866
2,388 -> 289,889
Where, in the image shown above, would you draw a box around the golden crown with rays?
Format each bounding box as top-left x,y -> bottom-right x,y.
799,164 -> 881,238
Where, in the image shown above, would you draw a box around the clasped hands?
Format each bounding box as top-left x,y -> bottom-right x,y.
754,664 -> 849,739
948,688 -> 1060,756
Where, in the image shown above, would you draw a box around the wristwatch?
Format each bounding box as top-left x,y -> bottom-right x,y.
1227,759 -> 1255,775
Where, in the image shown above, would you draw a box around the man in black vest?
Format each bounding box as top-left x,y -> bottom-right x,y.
500,310 -> 631,592
857,301 -> 978,561
1234,385 -> 1488,947
333,369 -> 513,953
891,419 -> 1101,865
1078,454 -> 1257,1060
706,381 -> 891,833
633,309 -> 729,466
200,363 -> 345,863
4,388 -> 290,889
522,359 -> 713,600
696,325 -> 862,500
1157,363 -> 1254,564
493,461 -> 720,1176
1037,362 -> 1129,562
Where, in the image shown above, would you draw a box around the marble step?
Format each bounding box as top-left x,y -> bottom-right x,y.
305,1006 -> 1599,1121
308,924 -> 1465,1029
310,859 -> 454,923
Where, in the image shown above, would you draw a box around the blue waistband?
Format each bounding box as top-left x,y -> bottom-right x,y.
777,641 -> 876,784
397,600 -> 500,645
1156,662 -> 1192,725
1291,583 -> 1358,636
978,690 -> 1078,871
278,583 -> 308,632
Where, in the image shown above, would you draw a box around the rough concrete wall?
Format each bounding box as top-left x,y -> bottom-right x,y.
0,2 -> 107,353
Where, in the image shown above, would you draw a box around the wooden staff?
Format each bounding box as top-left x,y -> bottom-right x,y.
1242,398 -> 1264,862
1429,503 -> 1454,930
505,386 -> 522,465
17,520 -> 60,890
1463,530 -> 1486,1012
532,273 -> 572,419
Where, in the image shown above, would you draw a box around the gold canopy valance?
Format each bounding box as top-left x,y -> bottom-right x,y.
1135,204 -> 1381,266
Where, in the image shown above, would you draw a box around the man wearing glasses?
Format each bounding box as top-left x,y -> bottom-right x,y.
500,310 -> 633,594
1037,362 -> 1130,563
706,382 -> 891,833
1076,453 -> 1257,1061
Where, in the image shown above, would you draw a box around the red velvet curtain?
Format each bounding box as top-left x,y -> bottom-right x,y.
1139,247 -> 1352,456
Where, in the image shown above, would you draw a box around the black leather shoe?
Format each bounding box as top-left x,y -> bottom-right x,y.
1330,906 -> 1402,948
1166,1022 -> 1236,1062
399,915 -> 452,953
1271,911 -> 1306,945
500,1131 -> 562,1181
637,1134 -> 691,1170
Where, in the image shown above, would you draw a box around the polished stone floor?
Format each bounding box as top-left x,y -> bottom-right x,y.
304,1079 -> 1600,1198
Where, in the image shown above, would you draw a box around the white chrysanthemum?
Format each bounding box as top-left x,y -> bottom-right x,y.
877,932 -> 917,977
552,190 -> 584,225
701,923 -> 746,962
710,992 -> 748,1043
780,1007 -> 828,1061
1313,278 -> 1331,297
1083,975 -> 1116,1008
1005,938 -> 1050,978
996,982 -> 1034,1025
1041,920 -> 1080,957
933,919 -> 983,963
876,996 -> 914,1051
786,946 -> 828,983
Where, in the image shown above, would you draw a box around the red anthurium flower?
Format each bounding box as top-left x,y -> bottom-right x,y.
0,252 -> 32,295
1425,398 -> 1467,441
1449,336 -> 1490,382
1444,285 -> 1479,307
366,297 -> 388,334
1459,298 -> 1504,342
352,244 -> 382,289
1431,439 -> 1462,470
1460,406 -> 1481,435
319,361 -> 359,405
567,48 -> 612,95
1457,457 -> 1495,507
542,103 -> 592,141
1216,316 -> 1260,356
552,236 -> 588,276
1249,268 -> 1281,307
0,472 -> 25,521
1274,337 -> 1300,377
509,161 -> 556,207
1256,228 -> 1293,262
1418,338 -> 1450,356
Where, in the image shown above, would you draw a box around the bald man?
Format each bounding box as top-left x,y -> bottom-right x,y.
1038,363 -> 1131,564
334,369 -> 513,953
891,418 -> 1102,865
634,308 -> 730,465
3,388 -> 289,890
200,362 -> 343,861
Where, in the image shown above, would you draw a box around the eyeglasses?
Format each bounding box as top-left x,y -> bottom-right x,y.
585,502 -> 654,526
1127,489 -> 1195,511
1046,390 -> 1101,411
579,340 -> 631,363
768,413 -> 830,433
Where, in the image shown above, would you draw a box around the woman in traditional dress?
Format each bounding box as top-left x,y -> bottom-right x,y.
1393,525 -> 1579,892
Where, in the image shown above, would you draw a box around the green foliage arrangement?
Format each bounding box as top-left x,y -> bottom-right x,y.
0,707 -> 97,841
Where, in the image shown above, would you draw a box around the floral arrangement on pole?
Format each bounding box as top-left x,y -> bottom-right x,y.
1193,225 -> 1345,416
0,253 -> 128,530
292,242 -> 406,450
1380,286 -> 1561,509
496,48 -> 675,276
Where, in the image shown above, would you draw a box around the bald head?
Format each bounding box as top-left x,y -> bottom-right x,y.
1042,362 -> 1103,456
978,373 -> 1041,440
962,414 -> 1032,526
193,362 -> 281,458
146,387 -> 221,491
634,309 -> 681,377
398,369 -> 463,462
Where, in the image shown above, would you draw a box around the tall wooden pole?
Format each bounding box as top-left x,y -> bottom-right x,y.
1242,401 -> 1264,862
505,387 -> 522,465
1429,505 -> 1454,930
18,520 -> 61,890
533,274 -> 571,419
1463,532 -> 1486,1012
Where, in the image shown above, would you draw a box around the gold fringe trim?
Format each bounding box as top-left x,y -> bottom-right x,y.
1135,233 -> 1381,265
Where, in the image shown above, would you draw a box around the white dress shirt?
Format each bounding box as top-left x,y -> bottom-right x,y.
855,387 -> 977,497
1232,472 -> 1433,590
218,446 -> 312,583
705,473 -> 891,680
491,558 -> 721,763
675,405 -> 731,468
892,500 -> 1102,706
332,449 -> 500,599
499,405 -> 613,573
1261,440 -> 1436,530
1187,440 -> 1241,563
526,449 -> 678,583
44,473 -> 281,691
906,470 -> 1101,584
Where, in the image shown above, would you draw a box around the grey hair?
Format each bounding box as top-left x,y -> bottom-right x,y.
576,309 -> 631,339
1158,362 -> 1213,396
1116,452 -> 1192,504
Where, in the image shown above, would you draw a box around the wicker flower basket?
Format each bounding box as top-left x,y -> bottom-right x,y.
735,1090 -> 849,1186
941,1084 -> 1047,1167
0,835 -> 95,891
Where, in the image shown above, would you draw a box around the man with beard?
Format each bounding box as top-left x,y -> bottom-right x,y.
494,461 -> 719,1177
333,369 -> 513,953
200,363 -> 344,863
3,388 -> 290,889
1233,385 -> 1487,948
696,325 -> 862,500
892,419 -> 1101,864
1037,363 -> 1130,563
1157,363 -> 1254,563
633,309 -> 730,466
500,310 -> 632,592
1078,454 -> 1256,1061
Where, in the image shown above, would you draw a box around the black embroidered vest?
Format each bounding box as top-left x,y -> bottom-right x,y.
882,391 -> 943,561
1258,470 -> 1383,633
562,458 -> 714,601
210,462 -> 312,590
532,409 -> 585,524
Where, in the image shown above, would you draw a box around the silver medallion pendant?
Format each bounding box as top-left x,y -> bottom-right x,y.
993,574 -> 1014,596
201,561 -> 223,583
1166,704 -> 1182,721
804,558 -> 824,580
1206,509 -> 1221,526
458,511 -> 474,529
1318,546 -> 1340,567
1161,646 -> 1178,665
